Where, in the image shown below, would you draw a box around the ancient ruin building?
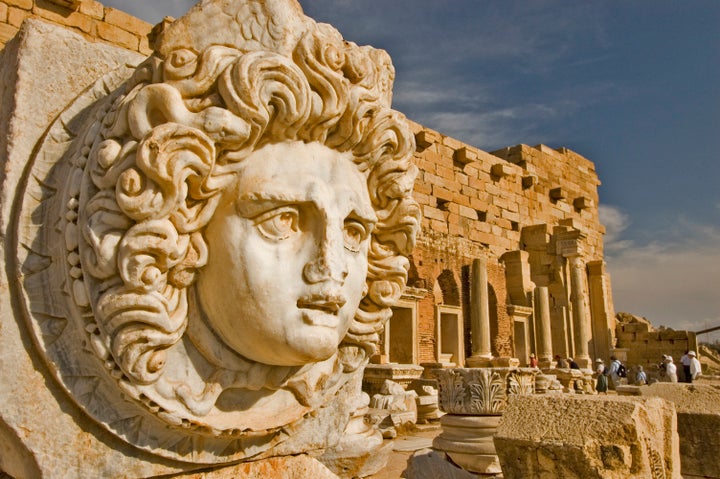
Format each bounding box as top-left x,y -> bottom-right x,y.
377,121 -> 615,372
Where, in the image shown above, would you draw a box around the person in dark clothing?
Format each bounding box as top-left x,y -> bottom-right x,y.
568,357 -> 580,369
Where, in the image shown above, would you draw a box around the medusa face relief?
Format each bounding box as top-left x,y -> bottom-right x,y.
15,0 -> 422,463
196,141 -> 376,366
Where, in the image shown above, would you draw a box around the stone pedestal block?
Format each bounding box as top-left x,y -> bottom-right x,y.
494,395 -> 681,479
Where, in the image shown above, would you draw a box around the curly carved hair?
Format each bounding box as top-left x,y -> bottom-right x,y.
76,20 -> 420,386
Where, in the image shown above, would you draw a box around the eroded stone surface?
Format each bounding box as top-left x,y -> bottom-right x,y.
494,395 -> 681,479
639,383 -> 720,478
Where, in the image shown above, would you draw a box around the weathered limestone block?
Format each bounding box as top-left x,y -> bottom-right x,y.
318,391 -> 392,478
363,364 -> 424,395
0,0 -> 421,477
369,380 -> 418,437
494,395 -> 681,479
639,383 -> 720,478
410,382 -> 442,423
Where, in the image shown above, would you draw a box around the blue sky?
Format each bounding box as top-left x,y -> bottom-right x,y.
102,0 -> 720,339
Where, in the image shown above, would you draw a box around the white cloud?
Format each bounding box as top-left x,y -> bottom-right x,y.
605,219 -> 720,334
598,205 -> 631,252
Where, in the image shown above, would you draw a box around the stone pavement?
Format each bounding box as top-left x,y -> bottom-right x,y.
367,426 -> 441,479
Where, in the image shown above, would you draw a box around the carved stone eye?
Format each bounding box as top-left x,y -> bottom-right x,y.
255,207 -> 299,240
343,220 -> 367,253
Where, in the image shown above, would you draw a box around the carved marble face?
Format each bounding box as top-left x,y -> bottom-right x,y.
197,141 -> 376,366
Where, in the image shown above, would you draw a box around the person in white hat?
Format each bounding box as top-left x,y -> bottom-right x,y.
688,350 -> 702,383
664,355 -> 678,383
595,358 -> 608,393
680,350 -> 692,382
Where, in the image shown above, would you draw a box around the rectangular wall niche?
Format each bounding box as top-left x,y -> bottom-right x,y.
383,300 -> 418,364
435,305 -> 464,367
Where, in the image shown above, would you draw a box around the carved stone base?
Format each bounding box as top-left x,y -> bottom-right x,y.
465,355 -> 493,368
490,357 -> 520,368
433,414 -> 502,475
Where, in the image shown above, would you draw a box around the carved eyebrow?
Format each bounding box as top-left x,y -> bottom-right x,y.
234,193 -> 301,218
235,183 -> 378,223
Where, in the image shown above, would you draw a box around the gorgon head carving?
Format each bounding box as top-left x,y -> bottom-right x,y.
70,0 -> 420,410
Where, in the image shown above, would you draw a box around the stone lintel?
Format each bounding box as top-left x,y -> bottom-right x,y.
506,304 -> 533,318
555,228 -> 586,257
401,286 -> 428,301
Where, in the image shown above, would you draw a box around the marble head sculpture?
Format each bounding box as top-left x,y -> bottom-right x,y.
17,0 -> 419,464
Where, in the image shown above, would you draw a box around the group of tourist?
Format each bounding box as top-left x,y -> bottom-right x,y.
528,350 -> 702,393
591,350 -> 702,392
661,350 -> 702,383
593,355 -> 649,393
551,354 -> 580,369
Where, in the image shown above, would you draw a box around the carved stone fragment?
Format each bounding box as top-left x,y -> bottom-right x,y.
0,0 -> 420,475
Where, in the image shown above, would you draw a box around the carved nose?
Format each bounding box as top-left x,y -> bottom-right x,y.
303,244 -> 348,284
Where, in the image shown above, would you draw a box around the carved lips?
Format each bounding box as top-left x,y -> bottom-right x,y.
297,291 -> 348,327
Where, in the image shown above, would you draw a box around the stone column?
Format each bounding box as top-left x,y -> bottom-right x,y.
568,255 -> 591,369
587,260 -> 613,362
534,286 -> 553,368
466,257 -> 493,367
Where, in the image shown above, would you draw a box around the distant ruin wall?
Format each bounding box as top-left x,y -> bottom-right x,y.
616,320 -> 698,379
408,119 -> 610,364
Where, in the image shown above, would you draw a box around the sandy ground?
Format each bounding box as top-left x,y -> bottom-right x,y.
366,426 -> 442,479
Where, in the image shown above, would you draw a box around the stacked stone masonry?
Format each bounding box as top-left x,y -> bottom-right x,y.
0,0 -> 154,54
404,118 -> 613,369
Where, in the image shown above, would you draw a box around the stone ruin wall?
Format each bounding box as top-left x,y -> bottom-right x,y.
407,119 -> 609,364
616,320 -> 699,380
2,0 -> 614,367
0,0 -> 153,55
411,231 -> 511,363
